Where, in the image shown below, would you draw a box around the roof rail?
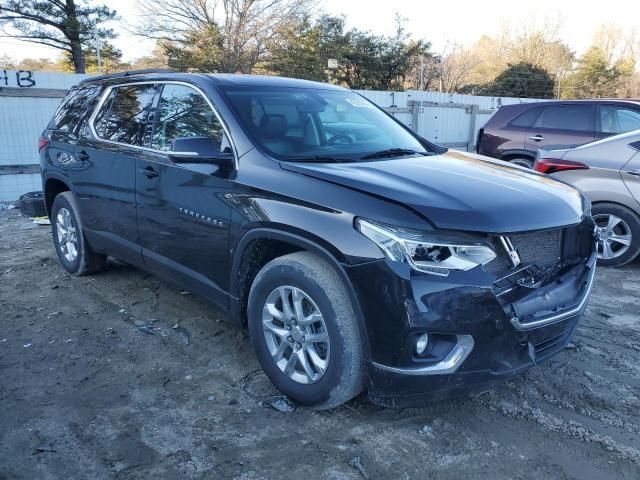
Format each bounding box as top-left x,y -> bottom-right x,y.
79,68 -> 173,84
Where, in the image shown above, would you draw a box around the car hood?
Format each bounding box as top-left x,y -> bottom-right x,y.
281,150 -> 585,233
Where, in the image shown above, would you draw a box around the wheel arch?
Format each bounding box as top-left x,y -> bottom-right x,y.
590,197 -> 640,215
44,176 -> 71,218
229,228 -> 372,359
591,200 -> 640,266
501,150 -> 536,162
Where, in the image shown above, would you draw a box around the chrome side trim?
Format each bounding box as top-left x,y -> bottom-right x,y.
168,151 -> 201,156
510,261 -> 596,331
371,335 -> 474,376
87,80 -> 239,170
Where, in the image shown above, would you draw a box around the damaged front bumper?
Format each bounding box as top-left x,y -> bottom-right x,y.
509,252 -> 596,331
344,248 -> 597,408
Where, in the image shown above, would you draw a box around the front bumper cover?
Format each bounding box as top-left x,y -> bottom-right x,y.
344,250 -> 596,407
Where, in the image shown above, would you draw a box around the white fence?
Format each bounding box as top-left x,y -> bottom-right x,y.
357,90 -> 542,151
0,70 -> 544,201
0,70 -> 92,201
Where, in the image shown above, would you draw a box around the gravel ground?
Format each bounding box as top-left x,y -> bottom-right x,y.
1,207 -> 639,480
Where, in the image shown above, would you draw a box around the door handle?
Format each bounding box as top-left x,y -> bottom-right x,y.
626,170 -> 640,177
529,135 -> 545,142
77,150 -> 90,161
138,166 -> 159,178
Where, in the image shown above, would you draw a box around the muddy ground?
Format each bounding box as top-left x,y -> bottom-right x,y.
1,206 -> 639,480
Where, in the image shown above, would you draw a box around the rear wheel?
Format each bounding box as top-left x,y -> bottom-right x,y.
247,251 -> 364,409
51,192 -> 107,275
592,202 -> 640,267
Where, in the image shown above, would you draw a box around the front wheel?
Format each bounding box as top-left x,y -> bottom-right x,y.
592,202 -> 640,267
51,192 -> 107,275
508,157 -> 534,169
247,252 -> 364,409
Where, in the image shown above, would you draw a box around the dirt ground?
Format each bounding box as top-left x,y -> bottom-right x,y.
1,206 -> 639,480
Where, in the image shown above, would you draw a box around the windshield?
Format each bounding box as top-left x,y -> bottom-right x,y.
220,86 -> 431,161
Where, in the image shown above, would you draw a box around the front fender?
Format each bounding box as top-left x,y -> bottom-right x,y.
229,227 -> 375,361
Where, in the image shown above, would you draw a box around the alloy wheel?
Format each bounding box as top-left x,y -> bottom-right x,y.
261,286 -> 330,384
593,213 -> 632,260
56,207 -> 78,262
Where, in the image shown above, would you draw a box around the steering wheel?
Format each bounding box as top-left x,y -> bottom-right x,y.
327,133 -> 353,146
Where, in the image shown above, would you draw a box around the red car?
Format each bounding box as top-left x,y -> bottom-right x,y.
477,99 -> 640,168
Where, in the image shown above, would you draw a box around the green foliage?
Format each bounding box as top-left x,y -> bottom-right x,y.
0,0 -> 117,73
562,46 -> 632,98
163,25 -> 225,72
264,15 -> 336,81
58,41 -> 126,73
477,62 -> 555,98
265,14 -> 432,91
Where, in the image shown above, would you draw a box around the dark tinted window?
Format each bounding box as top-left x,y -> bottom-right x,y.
600,105 -> 640,134
151,84 -> 226,151
509,106 -> 543,127
53,86 -> 101,133
93,84 -> 157,145
536,105 -> 594,132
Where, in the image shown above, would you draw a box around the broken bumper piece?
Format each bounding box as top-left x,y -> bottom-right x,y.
344,250 -> 596,408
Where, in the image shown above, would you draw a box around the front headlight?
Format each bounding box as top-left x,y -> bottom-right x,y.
355,218 -> 496,276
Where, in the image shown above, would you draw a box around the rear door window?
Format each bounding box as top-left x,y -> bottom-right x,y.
150,84 -> 227,151
53,86 -> 102,133
600,105 -> 640,134
535,105 -> 594,132
93,84 -> 158,146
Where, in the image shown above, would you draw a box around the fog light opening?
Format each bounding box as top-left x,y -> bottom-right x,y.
415,334 -> 430,355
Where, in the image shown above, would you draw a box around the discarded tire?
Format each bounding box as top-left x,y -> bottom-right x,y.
18,191 -> 47,218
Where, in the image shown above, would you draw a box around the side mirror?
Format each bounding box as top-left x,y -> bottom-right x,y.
168,136 -> 234,169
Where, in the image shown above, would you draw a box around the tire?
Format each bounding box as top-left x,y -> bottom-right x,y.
592,202 -> 640,267
18,191 -> 47,217
51,192 -> 107,275
247,251 -> 364,410
508,157 -> 534,169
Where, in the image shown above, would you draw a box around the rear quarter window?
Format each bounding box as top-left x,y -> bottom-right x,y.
52,86 -> 102,133
508,106 -> 544,127
600,105 -> 640,134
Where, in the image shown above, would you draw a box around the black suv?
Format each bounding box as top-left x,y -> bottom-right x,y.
478,99 -> 640,168
40,71 -> 597,408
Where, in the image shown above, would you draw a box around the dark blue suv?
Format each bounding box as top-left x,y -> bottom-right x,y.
40,70 -> 597,408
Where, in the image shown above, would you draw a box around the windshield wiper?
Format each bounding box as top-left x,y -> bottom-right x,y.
289,155 -> 355,163
361,148 -> 428,160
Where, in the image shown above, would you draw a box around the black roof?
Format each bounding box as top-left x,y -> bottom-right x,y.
79,69 -> 346,90
499,98 -> 640,109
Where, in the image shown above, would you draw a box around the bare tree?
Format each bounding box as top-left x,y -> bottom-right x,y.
592,24 -> 638,64
589,24 -> 639,97
135,0 -> 314,73
441,14 -> 574,93
504,15 -> 569,70
407,53 -> 440,91
0,52 -> 16,68
0,0 -> 116,73
439,43 -> 483,93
